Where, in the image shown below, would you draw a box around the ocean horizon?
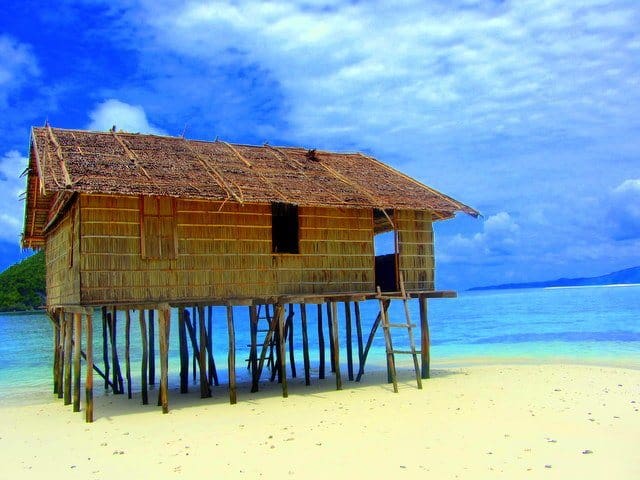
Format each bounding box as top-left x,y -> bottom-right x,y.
1,284 -> 638,404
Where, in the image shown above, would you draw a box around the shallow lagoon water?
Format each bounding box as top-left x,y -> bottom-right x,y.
0,284 -> 638,400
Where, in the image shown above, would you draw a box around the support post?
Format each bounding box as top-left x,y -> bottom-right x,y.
276,304 -> 288,397
52,311 -> 60,394
58,316 -> 64,399
327,303 -> 336,373
419,296 -> 430,379
101,307 -> 109,391
354,301 -> 364,377
330,302 -> 342,390
85,311 -> 94,423
179,309 -> 189,393
197,306 -> 211,398
159,307 -> 170,414
72,312 -> 82,412
227,306 -> 237,404
148,309 -> 155,386
286,304 -> 296,378
207,306 -> 214,385
344,302 -> 354,381
125,310 -> 132,399
317,304 -> 325,379
139,310 -> 149,405
249,305 -> 259,392
300,304 -> 311,386
64,313 -> 72,405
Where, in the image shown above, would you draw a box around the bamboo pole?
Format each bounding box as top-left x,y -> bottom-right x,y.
148,309 -> 155,386
317,304 -> 325,379
330,302 -> 342,390
327,303 -> 336,373
227,306 -> 237,404
419,296 -> 430,379
85,311 -> 94,423
109,308 -> 124,394
179,309 -> 189,393
207,306 -> 214,385
197,306 -> 211,398
249,305 -> 259,392
354,301 -> 364,378
276,304 -> 288,398
344,302 -> 354,381
64,313 -> 72,405
286,304 -> 296,378
52,311 -> 60,394
159,307 -> 170,414
102,307 -> 109,391
300,304 -> 311,386
58,316 -> 65,399
125,310 -> 132,399
72,312 -> 82,412
139,310 -> 149,405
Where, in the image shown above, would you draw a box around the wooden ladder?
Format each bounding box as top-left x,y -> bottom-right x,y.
378,274 -> 423,393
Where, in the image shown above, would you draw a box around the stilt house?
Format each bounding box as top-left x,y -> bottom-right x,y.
22,126 -> 478,421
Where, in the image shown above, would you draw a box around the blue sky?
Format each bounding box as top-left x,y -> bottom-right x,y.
1,0 -> 639,289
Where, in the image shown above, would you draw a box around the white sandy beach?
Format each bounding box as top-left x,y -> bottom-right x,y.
1,363 -> 638,479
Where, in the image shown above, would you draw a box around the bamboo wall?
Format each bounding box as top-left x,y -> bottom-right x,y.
76,195 -> 375,305
46,201 -> 80,306
397,210 -> 435,291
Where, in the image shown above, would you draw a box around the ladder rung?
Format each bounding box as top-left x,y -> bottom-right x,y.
390,349 -> 421,355
384,323 -> 417,328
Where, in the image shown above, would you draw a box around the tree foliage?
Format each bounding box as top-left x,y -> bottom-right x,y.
0,251 -> 46,311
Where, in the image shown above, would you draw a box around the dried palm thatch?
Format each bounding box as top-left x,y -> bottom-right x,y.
22,126 -> 478,247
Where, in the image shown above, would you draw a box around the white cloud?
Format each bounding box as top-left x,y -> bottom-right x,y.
87,99 -> 166,135
0,35 -> 39,107
0,151 -> 28,243
444,211 -> 521,259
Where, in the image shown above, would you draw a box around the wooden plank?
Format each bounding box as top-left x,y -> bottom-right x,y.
85,312 -> 94,423
72,312 -> 82,412
227,306 -> 237,404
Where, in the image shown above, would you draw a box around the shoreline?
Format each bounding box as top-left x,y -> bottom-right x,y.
1,363 -> 638,479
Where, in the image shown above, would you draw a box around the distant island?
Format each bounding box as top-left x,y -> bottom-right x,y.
469,266 -> 640,291
0,251 -> 45,312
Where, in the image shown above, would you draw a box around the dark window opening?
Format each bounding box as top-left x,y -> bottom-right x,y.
272,202 -> 299,254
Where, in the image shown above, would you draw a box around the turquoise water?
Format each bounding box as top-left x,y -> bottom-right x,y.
0,285 -> 638,401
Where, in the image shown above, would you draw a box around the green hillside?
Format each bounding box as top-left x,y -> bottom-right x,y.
0,251 -> 46,311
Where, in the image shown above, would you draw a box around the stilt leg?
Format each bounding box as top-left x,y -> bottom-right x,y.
72,313 -> 82,412
139,310 -> 149,405
86,311 -> 94,422
330,302 -> 342,390
64,313 -> 72,405
159,307 -> 170,414
227,306 -> 237,404
300,304 -> 311,386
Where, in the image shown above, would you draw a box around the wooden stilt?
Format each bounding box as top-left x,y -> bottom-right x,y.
64,313 -> 72,405
286,304 -> 296,378
101,307 -> 109,391
317,304 -> 325,379
148,309 -> 155,386
72,312 -> 82,412
276,304 -> 288,397
109,308 -> 124,394
344,302 -> 354,381
159,307 -> 170,414
197,306 -> 211,398
300,304 -> 311,386
179,309 -> 189,393
52,311 -> 60,394
330,302 -> 342,390
125,310 -> 132,399
419,296 -> 430,379
191,308 -> 197,383
354,302 -> 364,378
206,307 -> 219,386
327,303 -> 336,373
249,305 -> 259,392
85,311 -> 94,423
227,306 -> 237,404
58,316 -> 65,399
139,310 -> 149,405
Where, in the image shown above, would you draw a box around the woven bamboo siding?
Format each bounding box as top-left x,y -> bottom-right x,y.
277,206 -> 374,295
397,210 -> 435,291
77,194 -> 375,304
46,202 -> 80,306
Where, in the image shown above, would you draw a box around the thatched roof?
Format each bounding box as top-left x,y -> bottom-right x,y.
22,126 -> 478,248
